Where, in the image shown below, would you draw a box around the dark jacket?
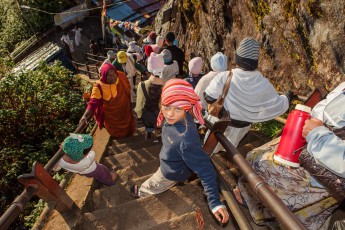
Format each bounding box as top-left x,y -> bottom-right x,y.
166,45 -> 185,76
185,74 -> 204,89
160,113 -> 222,210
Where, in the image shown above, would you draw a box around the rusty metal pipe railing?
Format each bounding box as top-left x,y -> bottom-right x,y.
0,121 -> 90,229
212,162 -> 253,230
32,124 -> 98,230
214,131 -> 306,230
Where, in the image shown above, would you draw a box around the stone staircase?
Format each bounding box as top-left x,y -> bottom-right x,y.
71,122 -> 269,230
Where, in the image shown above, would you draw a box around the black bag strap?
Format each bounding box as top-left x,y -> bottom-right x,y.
141,81 -> 149,100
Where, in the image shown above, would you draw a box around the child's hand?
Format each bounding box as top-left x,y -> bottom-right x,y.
213,207 -> 229,224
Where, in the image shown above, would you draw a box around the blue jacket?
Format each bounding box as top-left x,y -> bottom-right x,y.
160,113 -> 222,210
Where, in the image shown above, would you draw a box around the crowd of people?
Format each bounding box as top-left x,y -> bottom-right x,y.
56,27 -> 344,229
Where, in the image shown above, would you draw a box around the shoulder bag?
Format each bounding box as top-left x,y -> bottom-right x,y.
208,71 -> 232,118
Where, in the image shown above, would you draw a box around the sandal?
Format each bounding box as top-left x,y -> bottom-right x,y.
130,185 -> 140,198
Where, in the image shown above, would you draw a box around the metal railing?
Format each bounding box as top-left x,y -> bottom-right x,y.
203,87 -> 329,229
203,120 -> 306,230
0,119 -> 93,229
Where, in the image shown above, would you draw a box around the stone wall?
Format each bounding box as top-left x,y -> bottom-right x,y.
155,0 -> 345,95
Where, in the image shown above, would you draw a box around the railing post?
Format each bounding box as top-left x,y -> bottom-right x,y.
203,119 -> 230,155
72,61 -> 80,73
17,162 -> 74,212
86,64 -> 92,79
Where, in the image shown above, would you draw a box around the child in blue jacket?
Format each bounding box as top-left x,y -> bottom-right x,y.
132,79 -> 229,224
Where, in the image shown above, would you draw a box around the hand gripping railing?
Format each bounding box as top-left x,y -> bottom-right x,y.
203,119 -> 306,230
0,121 -> 91,229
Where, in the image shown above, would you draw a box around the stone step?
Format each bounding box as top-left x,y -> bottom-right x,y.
144,212 -> 198,230
113,133 -> 148,145
237,140 -> 265,156
108,143 -> 161,157
79,184 -> 204,229
104,145 -> 161,170
212,152 -> 237,172
92,174 -> 154,210
145,184 -> 238,229
115,159 -> 160,182
110,138 -> 162,153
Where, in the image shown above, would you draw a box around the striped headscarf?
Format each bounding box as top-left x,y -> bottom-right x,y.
157,79 -> 204,126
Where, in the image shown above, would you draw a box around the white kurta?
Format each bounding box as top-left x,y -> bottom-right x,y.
73,28 -> 82,46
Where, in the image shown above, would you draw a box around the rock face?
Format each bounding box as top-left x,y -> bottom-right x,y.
155,0 -> 345,95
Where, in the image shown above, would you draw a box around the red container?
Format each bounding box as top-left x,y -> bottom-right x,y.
274,104 -> 311,167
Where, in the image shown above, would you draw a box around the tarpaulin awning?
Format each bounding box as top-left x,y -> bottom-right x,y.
92,0 -> 164,26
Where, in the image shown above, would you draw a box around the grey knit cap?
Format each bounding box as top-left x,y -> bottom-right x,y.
235,37 -> 260,70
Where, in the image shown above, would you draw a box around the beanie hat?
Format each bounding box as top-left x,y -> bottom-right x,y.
157,79 -> 204,127
161,49 -> 173,65
165,32 -> 175,43
147,52 -> 165,76
117,51 -> 127,64
211,52 -> 228,72
107,50 -> 116,59
62,134 -> 93,162
148,32 -> 157,43
235,37 -> 260,71
151,44 -> 160,54
156,36 -> 165,48
188,57 -> 203,75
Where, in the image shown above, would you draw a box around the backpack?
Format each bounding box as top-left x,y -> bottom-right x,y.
141,82 -> 162,128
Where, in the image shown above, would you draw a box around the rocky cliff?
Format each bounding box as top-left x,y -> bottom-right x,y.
155,0 -> 345,95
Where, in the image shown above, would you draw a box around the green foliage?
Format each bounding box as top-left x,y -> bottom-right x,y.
0,56 -> 14,77
0,0 -> 73,54
0,0 -> 29,52
0,61 -> 86,228
23,199 -> 46,228
252,120 -> 285,138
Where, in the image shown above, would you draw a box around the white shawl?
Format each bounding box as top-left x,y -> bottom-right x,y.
205,68 -> 289,122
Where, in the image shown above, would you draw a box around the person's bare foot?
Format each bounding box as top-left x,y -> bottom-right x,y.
233,186 -> 243,205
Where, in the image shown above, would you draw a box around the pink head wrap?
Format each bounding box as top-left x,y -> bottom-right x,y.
100,63 -> 116,84
157,79 -> 204,126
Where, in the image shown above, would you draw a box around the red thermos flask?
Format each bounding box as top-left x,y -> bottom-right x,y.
274,104 -> 311,167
